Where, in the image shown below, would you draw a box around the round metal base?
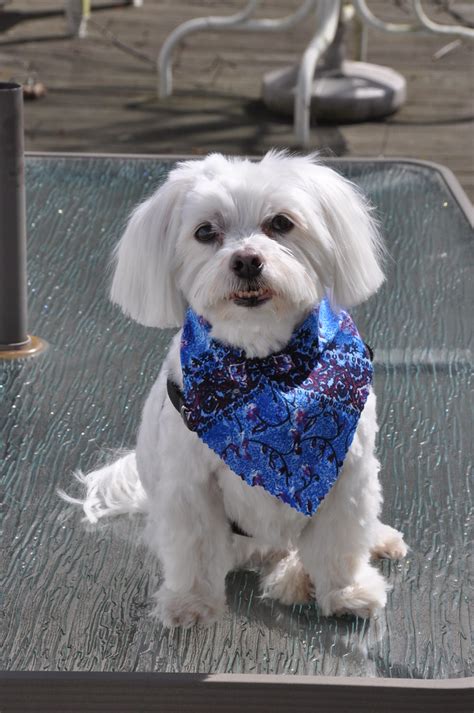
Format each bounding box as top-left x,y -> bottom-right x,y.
262,61 -> 406,123
0,335 -> 47,360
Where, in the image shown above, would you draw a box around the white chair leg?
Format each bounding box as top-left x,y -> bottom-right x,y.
158,1 -> 260,99
66,0 -> 143,38
352,0 -> 474,39
294,1 -> 340,147
65,0 -> 89,38
157,1 -> 318,98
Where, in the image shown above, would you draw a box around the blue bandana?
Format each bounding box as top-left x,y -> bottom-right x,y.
180,300 -> 373,517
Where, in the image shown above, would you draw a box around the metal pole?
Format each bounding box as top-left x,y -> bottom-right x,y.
0,82 -> 43,358
0,82 -> 28,348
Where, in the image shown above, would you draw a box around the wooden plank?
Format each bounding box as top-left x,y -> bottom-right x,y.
1,1 -> 472,197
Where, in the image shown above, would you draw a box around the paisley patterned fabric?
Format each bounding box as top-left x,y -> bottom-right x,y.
180,300 -> 373,516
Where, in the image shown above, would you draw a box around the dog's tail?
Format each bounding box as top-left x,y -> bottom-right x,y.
58,452 -> 147,524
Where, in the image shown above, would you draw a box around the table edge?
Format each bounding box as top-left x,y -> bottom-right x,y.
1,671 -> 472,713
25,151 -> 473,228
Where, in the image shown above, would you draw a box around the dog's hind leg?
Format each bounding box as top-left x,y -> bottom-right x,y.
230,539 -> 313,605
371,522 -> 408,560
259,549 -> 314,605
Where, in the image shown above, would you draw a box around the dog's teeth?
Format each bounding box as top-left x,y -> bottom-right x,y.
230,287 -> 271,300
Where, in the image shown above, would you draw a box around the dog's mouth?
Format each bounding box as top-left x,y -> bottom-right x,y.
229,287 -> 273,308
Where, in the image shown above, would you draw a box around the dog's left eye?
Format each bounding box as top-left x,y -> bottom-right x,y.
194,223 -> 219,243
269,214 -> 294,234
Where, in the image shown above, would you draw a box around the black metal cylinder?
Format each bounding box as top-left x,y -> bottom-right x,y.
0,82 -> 28,348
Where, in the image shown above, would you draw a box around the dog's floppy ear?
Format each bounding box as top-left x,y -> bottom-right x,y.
308,164 -> 385,308
110,168 -> 192,328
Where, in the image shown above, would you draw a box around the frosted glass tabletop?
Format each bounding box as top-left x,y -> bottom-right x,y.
1,156 -> 472,679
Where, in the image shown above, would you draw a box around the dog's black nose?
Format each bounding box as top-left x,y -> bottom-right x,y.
230,251 -> 264,279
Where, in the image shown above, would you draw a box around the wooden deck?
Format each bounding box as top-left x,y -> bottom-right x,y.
1,0 -> 473,199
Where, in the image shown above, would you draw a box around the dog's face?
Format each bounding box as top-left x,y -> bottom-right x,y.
111,152 -> 384,351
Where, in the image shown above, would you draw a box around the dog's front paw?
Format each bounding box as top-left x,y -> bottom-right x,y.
260,550 -> 314,605
151,585 -> 224,628
371,524 -> 408,561
319,568 -> 388,619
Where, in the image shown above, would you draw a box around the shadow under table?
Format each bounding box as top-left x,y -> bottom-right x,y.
1,154 -> 472,712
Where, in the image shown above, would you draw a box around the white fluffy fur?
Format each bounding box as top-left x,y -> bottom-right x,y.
62,151 -> 407,628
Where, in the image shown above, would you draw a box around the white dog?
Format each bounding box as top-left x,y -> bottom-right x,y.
62,151 -> 407,628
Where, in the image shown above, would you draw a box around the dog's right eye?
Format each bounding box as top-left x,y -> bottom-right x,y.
194,223 -> 218,243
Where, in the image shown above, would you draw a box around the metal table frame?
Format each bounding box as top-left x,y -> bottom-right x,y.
21,150 -> 474,225
1,670 -> 473,713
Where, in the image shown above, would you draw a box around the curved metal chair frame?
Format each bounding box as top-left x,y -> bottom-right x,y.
157,0 -> 474,146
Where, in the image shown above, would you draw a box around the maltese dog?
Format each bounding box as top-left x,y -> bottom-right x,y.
62,151 -> 407,628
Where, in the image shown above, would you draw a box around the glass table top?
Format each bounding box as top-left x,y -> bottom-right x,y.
1,155 -> 472,679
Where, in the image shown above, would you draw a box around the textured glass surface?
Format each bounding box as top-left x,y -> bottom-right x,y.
1,156 -> 472,678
